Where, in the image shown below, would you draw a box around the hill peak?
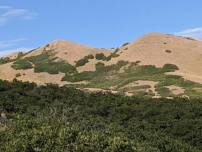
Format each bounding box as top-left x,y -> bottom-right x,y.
138,32 -> 199,43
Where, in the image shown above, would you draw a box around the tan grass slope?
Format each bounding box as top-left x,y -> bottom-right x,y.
25,40 -> 110,65
0,40 -> 110,85
1,33 -> 202,85
109,33 -> 202,83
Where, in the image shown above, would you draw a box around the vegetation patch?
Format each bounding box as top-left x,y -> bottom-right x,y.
156,86 -> 173,97
95,51 -> 119,61
165,49 -> 172,53
75,54 -> 94,67
15,73 -> 21,78
12,58 -> 33,70
63,61 -> 202,98
11,51 -> 77,74
0,52 -> 26,65
95,53 -> 106,60
62,60 -> 128,82
0,57 -> 14,65
34,60 -> 76,74
162,63 -> 179,72
122,42 -> 130,47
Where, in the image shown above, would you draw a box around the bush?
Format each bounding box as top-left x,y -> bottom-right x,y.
165,50 -> 172,53
16,52 -> 26,59
62,71 -> 96,82
0,57 -> 13,64
75,58 -> 89,67
122,42 -> 130,47
162,64 -> 179,72
95,53 -> 105,60
11,52 -> 77,75
15,73 -> 21,77
75,54 -> 94,67
35,61 -> 76,74
95,52 -> 119,61
95,62 -> 105,71
62,60 -> 128,82
12,59 -> 33,70
86,54 -> 94,59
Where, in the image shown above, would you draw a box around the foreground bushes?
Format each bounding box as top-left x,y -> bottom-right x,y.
0,80 -> 202,151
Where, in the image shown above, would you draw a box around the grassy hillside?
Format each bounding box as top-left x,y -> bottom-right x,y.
9,52 -> 202,98
2,33 -> 202,98
62,61 -> 202,98
0,80 -> 202,151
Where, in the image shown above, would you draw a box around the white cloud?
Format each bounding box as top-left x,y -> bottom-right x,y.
175,27 -> 202,40
0,38 -> 31,57
0,48 -> 32,57
0,6 -> 12,9
0,38 -> 27,49
0,6 -> 36,26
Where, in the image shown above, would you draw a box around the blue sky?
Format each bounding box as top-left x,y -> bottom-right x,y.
1,0 -> 202,56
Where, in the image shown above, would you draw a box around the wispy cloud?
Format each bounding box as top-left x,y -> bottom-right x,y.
0,6 -> 12,9
0,38 -> 27,49
175,27 -> 202,40
0,38 -> 33,57
0,6 -> 37,26
0,48 -> 32,57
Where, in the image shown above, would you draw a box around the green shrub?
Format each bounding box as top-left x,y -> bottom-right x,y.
95,62 -> 105,71
34,61 -> 76,74
62,60 -> 128,82
165,50 -> 172,53
63,71 -> 96,82
15,73 -> 21,77
0,57 -> 13,64
11,52 -> 77,75
95,52 -> 119,61
110,52 -> 120,58
12,59 -> 33,70
156,87 -> 172,97
86,54 -> 94,59
16,52 -> 26,59
95,53 -> 105,60
28,52 -> 51,64
75,54 -> 94,67
162,64 -> 179,72
122,42 -> 130,47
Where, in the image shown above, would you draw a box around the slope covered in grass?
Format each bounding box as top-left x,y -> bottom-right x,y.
62,61 -> 202,98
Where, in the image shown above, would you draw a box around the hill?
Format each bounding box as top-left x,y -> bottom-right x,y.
1,33 -> 202,98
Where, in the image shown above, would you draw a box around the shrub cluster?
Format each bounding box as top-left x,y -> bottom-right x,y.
12,52 -> 77,74
75,54 -> 94,67
95,52 -> 119,61
122,42 -> 130,47
95,53 -> 106,60
0,57 -> 13,65
12,59 -> 33,70
162,64 -> 179,72
62,60 -> 128,82
0,52 -> 26,65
